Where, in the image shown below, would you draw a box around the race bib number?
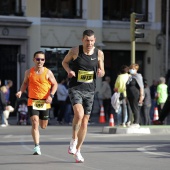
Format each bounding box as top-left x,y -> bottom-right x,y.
33,100 -> 47,110
77,70 -> 94,83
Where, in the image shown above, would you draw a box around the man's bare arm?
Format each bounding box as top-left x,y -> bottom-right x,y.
48,70 -> 58,95
62,47 -> 78,78
97,50 -> 105,77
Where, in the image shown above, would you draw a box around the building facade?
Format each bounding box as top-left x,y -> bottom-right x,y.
0,0 -> 168,106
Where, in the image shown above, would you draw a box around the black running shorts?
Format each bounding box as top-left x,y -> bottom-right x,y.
68,88 -> 95,115
28,106 -> 49,120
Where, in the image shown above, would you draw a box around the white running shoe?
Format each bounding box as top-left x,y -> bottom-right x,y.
33,145 -> 41,155
75,151 -> 84,163
68,139 -> 77,155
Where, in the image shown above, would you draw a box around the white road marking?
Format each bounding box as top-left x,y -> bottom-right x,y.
4,135 -> 13,138
19,136 -> 103,170
137,144 -> 170,157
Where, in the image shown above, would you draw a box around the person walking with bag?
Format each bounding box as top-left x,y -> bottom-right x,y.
114,65 -> 130,127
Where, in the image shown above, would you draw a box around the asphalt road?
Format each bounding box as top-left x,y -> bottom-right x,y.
0,124 -> 170,170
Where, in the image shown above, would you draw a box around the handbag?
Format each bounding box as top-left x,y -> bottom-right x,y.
3,105 -> 14,119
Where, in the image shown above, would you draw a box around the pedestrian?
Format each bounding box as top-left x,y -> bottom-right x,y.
149,80 -> 158,121
153,96 -> 170,125
16,51 -> 58,155
101,76 -> 112,121
126,63 -> 144,128
62,29 -> 105,163
64,95 -> 73,125
141,79 -> 151,125
56,77 -> 68,124
5,80 -> 13,104
153,71 -> 170,125
0,86 -> 8,127
156,77 -> 168,123
114,65 -> 130,127
18,100 -> 28,125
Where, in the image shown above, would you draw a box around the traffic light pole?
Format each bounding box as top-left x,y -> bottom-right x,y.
130,12 -> 145,64
131,40 -> 135,64
130,12 -> 136,64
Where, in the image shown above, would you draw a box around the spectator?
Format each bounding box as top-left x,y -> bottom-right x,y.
63,78 -> 73,124
0,86 -> 7,127
141,79 -> 151,125
126,63 -> 144,128
156,77 -> 168,124
56,77 -> 68,124
18,100 -> 28,125
114,65 -> 130,127
153,96 -> 170,125
64,95 -> 73,124
149,80 -> 158,121
101,76 -> 112,121
153,71 -> 170,125
5,80 -> 13,104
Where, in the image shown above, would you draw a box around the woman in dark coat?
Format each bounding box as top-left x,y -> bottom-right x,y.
126,63 -> 144,128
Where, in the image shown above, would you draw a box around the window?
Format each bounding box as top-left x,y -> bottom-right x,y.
0,0 -> 23,16
103,0 -> 148,21
41,47 -> 70,81
41,0 -> 82,19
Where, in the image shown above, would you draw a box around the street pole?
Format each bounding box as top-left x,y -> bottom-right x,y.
165,0 -> 169,72
130,12 -> 144,64
130,13 -> 136,64
131,40 -> 135,64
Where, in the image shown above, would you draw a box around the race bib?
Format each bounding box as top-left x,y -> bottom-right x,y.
77,70 -> 94,83
32,100 -> 47,110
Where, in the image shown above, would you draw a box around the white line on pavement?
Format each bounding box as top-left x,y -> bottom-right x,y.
137,144 -> 170,157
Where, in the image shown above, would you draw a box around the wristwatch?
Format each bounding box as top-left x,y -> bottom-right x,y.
50,94 -> 54,99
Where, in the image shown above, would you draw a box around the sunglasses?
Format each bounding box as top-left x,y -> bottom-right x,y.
35,58 -> 45,61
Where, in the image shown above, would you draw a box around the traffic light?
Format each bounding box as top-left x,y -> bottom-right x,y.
130,12 -> 145,41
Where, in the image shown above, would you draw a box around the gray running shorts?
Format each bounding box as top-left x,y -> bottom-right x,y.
68,88 -> 95,115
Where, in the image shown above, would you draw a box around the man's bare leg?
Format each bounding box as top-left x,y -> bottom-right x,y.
31,115 -> 40,144
68,104 -> 84,155
72,104 -> 84,139
76,115 -> 90,150
31,115 -> 41,155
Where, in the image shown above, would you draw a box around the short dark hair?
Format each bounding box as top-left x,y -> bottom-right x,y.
33,51 -> 45,58
120,65 -> 129,74
7,80 -> 13,85
83,30 -> 95,38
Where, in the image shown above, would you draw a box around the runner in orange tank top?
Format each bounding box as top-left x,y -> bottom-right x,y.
16,51 -> 58,155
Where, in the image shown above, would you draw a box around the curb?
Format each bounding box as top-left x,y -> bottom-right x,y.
102,126 -> 170,134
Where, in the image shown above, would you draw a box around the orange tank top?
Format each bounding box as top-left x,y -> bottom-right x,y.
27,67 -> 51,108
